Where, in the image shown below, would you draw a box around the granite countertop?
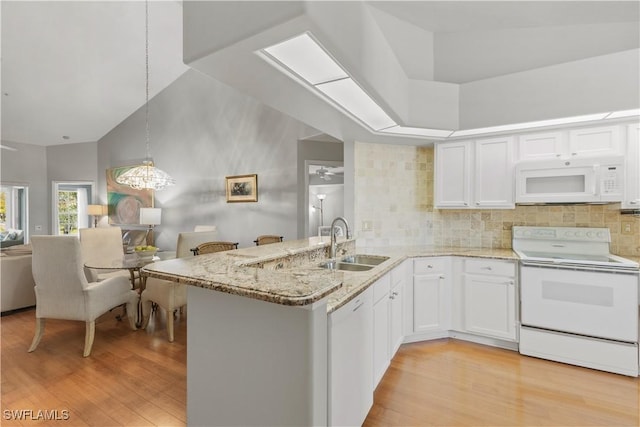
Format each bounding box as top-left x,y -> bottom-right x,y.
142,237 -> 346,306
142,237 -> 523,311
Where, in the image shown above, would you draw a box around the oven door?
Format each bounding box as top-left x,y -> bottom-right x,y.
521,265 -> 639,342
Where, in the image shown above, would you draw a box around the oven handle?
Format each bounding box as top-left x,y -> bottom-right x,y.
520,262 -> 640,275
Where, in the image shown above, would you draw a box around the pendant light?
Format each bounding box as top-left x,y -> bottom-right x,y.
117,0 -> 175,191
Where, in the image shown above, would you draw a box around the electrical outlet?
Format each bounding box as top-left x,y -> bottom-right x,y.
34,225 -> 42,231
621,222 -> 633,235
362,221 -> 372,231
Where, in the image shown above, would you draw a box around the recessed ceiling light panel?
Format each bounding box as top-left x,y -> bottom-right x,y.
316,78 -> 396,131
263,33 -> 348,85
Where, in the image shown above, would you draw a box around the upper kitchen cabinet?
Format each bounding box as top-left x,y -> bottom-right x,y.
434,141 -> 472,208
517,131 -> 566,160
622,123 -> 640,209
435,137 -> 515,209
517,125 -> 621,161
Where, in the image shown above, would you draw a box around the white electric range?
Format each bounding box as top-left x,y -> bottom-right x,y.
513,226 -> 640,377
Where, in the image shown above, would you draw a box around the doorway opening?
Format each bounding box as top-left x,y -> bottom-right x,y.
306,161 -> 344,237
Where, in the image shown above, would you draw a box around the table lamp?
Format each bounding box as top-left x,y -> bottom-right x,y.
140,207 -> 162,245
87,204 -> 107,227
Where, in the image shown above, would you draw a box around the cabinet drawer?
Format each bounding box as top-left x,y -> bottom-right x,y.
373,273 -> 391,304
465,259 -> 515,277
414,257 -> 449,275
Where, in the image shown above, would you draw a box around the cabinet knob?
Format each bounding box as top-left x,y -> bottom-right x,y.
571,152 -> 577,156
630,201 -> 638,205
427,265 -> 433,269
482,266 -> 493,270
464,202 -> 468,206
389,295 -> 395,300
506,280 -> 514,285
439,275 -> 445,279
392,291 -> 399,296
475,202 -> 480,206
556,154 -> 561,157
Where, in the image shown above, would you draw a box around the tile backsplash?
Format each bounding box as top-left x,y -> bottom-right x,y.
354,142 -> 640,255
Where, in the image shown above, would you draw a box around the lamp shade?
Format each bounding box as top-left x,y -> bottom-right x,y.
139,207 -> 162,225
88,205 -> 107,216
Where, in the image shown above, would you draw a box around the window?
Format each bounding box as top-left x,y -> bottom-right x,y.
52,181 -> 94,236
0,184 -> 29,243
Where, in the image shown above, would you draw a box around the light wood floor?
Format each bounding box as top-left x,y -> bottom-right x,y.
2,308 -> 638,426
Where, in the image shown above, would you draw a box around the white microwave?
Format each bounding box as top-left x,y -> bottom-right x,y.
515,156 -> 625,204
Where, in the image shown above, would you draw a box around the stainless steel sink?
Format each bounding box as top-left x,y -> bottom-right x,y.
318,261 -> 374,272
318,254 -> 389,271
340,254 -> 389,266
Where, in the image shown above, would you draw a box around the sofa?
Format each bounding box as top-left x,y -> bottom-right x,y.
0,229 -> 24,248
1,244 -> 36,313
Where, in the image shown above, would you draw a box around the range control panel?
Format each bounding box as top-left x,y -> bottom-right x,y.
512,226 -> 611,243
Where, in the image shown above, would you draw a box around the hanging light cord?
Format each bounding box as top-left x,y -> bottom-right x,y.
144,0 -> 151,162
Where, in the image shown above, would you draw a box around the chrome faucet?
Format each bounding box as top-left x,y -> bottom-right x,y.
330,216 -> 351,259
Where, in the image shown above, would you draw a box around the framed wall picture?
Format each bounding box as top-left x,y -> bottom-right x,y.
106,165 -> 154,224
226,174 -> 258,203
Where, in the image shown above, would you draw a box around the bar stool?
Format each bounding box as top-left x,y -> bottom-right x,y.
191,241 -> 239,255
253,235 -> 283,246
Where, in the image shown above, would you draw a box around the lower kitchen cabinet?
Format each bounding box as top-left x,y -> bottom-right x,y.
412,257 -> 451,334
372,273 -> 391,388
389,274 -> 404,357
461,259 -> 518,341
328,287 -> 373,427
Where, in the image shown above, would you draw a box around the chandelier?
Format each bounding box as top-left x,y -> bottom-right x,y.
117,0 -> 175,191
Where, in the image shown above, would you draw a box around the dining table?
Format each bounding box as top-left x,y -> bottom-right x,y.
84,254 -> 160,327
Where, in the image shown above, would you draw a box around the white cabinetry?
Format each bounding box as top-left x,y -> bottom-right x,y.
569,126 -> 621,157
389,263 -> 406,357
412,258 -> 451,336
518,125 -> 621,161
459,258 -> 518,342
475,137 -> 515,207
623,123 -> 640,209
435,138 -> 514,209
518,131 -> 565,160
434,141 -> 471,207
372,273 -> 391,388
328,287 -> 373,427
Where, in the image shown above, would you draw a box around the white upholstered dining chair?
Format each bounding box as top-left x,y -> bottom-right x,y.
79,226 -> 137,286
140,230 -> 218,342
28,236 -> 139,357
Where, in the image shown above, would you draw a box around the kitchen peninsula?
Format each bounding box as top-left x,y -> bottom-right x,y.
142,236 -> 519,426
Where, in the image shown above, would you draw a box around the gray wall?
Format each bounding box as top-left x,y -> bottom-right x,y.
98,69 -> 320,250
0,142 -> 48,238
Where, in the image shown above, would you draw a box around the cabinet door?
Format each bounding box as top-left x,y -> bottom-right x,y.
463,274 -> 516,341
623,123 -> 640,209
413,273 -> 448,333
435,141 -> 472,208
474,137 -> 514,208
328,288 -> 373,427
569,125 -> 621,157
389,281 -> 403,358
372,295 -> 390,388
518,131 -> 565,160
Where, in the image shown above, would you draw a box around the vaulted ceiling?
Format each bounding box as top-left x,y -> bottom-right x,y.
1,1 -> 188,147
2,1 -> 638,148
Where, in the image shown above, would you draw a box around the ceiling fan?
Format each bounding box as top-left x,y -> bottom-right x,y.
316,167 -> 335,181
